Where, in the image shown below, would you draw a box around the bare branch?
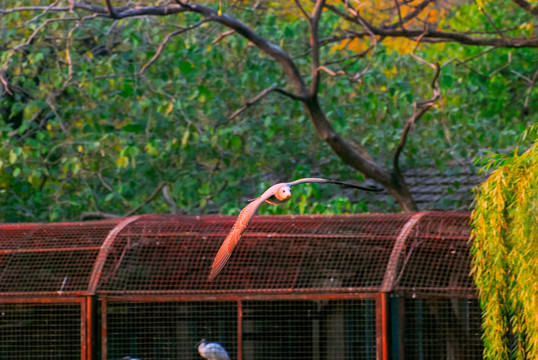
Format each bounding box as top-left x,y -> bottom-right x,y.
478,5 -> 507,41
228,84 -> 304,120
140,19 -> 208,75
385,0 -> 433,30
293,0 -> 310,20
80,211 -> 121,220
322,45 -> 374,66
523,67 -> 538,113
511,0 -> 538,18
393,0 -> 406,31
323,3 -> 538,48
162,185 -> 180,214
310,0 -> 326,94
125,181 -> 166,216
393,34 -> 442,177
445,50 -> 512,79
212,29 -> 236,44
0,72 -> 12,96
442,47 -> 496,68
317,66 -> 345,77
22,0 -> 61,26
0,6 -> 72,14
343,2 -> 379,82
104,0 -> 118,18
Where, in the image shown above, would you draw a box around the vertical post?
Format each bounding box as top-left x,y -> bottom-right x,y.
86,296 -> 95,360
237,300 -> 243,360
81,298 -> 88,360
101,299 -> 108,360
381,293 -> 390,360
376,293 -> 390,360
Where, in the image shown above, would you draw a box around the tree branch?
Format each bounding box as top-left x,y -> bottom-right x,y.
386,0 -> 433,30
310,0 -> 326,94
140,19 -> 208,74
293,0 -> 309,20
104,0 -> 118,18
162,185 -> 180,214
125,181 -> 166,216
393,0 -> 406,31
511,0 -> 538,18
523,67 -> 538,114
228,84 -> 304,120
80,211 -> 121,220
212,29 -> 236,44
393,63 -> 441,178
317,66 -> 345,76
343,2 -> 379,82
322,2 -> 538,48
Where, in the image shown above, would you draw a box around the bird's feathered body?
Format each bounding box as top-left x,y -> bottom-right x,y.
197,339 -> 230,360
208,177 -> 382,281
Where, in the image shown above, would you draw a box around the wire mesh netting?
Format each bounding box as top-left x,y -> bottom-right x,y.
105,301 -> 237,360
242,299 -> 377,360
104,299 -> 378,360
400,297 -> 483,360
392,213 -> 473,296
0,212 -> 481,360
0,302 -> 82,360
0,212 -> 474,296
0,220 -> 121,295
96,213 -> 419,294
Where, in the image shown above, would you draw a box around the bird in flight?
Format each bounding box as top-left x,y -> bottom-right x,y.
197,339 -> 230,360
208,177 -> 382,281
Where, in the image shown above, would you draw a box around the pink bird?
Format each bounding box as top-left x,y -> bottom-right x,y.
208,177 -> 382,280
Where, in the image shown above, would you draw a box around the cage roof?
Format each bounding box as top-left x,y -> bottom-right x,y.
0,212 -> 474,297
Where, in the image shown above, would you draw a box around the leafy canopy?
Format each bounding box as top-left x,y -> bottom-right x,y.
0,0 -> 536,220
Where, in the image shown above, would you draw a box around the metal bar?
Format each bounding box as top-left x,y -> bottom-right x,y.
0,296 -> 84,303
86,297 -> 95,360
0,291 -> 92,297
237,300 -> 243,360
115,232 -> 404,240
394,292 -> 478,299
101,292 -> 381,303
381,212 -> 427,292
87,216 -> 143,295
375,293 -> 383,360
81,297 -> 88,360
380,292 -> 389,360
101,298 -> 108,360
0,246 -> 101,255
98,287 -> 385,296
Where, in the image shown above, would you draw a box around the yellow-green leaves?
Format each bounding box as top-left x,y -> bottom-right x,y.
471,135 -> 538,360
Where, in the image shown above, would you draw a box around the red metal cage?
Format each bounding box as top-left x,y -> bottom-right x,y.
0,212 -> 480,359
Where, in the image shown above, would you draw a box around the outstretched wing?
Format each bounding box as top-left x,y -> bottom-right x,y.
208,192 -> 274,281
287,177 -> 383,192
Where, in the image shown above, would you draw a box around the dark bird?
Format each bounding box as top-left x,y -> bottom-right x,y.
208,177 -> 382,280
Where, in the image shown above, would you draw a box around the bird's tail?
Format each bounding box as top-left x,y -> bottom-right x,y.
327,180 -> 383,192
208,247 -> 232,281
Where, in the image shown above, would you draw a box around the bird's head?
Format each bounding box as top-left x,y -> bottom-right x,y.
196,339 -> 207,349
275,185 -> 292,201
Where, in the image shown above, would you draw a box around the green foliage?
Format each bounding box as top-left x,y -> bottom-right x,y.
471,128 -> 538,359
0,1 -> 537,221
